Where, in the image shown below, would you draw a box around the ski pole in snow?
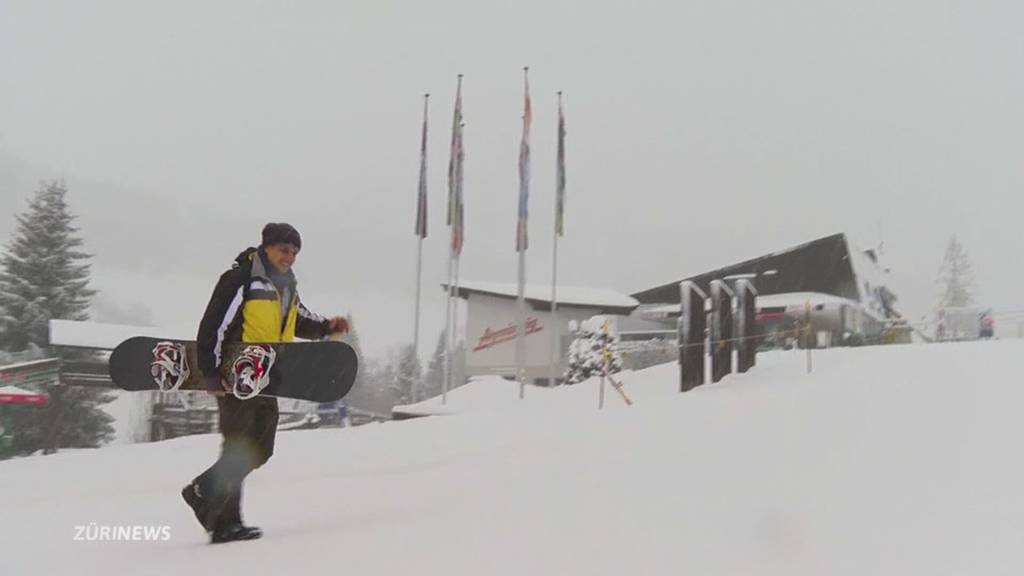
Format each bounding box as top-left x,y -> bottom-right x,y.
607,375 -> 633,406
805,301 -> 813,374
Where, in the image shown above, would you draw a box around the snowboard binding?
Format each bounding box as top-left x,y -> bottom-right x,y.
231,344 -> 277,400
149,341 -> 191,392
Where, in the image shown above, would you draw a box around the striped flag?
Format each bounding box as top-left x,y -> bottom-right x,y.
555,92 -> 566,236
453,129 -> 464,256
415,94 -> 429,238
448,76 -> 465,255
516,68 -> 532,252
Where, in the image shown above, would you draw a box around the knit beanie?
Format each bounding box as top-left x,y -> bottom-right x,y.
261,222 -> 302,250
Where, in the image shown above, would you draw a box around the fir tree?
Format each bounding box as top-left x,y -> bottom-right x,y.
0,181 -> 114,456
388,344 -> 421,406
418,330 -> 467,399
342,313 -> 367,392
451,340 -> 467,391
336,314 -> 375,411
0,181 -> 96,349
422,330 -> 447,399
937,235 -> 974,308
564,316 -> 622,384
341,313 -> 364,358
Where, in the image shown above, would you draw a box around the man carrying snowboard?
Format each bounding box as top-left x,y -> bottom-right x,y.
181,222 -> 349,543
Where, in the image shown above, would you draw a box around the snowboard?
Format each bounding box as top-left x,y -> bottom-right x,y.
109,336 -> 358,403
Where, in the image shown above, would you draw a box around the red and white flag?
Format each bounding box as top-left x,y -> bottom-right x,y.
516,69 -> 532,252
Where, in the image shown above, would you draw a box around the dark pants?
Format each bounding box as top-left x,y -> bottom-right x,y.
193,395 -> 278,530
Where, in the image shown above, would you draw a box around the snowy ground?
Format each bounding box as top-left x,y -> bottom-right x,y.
3,340 -> 1024,575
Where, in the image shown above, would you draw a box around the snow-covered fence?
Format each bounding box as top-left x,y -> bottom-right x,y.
620,339 -> 677,371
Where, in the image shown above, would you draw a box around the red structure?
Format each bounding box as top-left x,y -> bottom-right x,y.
0,385 -> 49,405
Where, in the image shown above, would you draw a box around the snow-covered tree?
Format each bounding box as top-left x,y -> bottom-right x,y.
341,313 -> 368,391
338,314 -> 385,412
564,316 -> 622,384
387,344 -> 421,406
937,235 -> 974,308
451,341 -> 467,391
0,181 -> 114,456
0,181 -> 96,350
419,330 -> 466,400
356,344 -> 422,410
422,330 -> 447,400
345,356 -> 385,414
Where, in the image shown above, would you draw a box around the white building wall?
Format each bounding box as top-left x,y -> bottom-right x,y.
464,293 -> 602,384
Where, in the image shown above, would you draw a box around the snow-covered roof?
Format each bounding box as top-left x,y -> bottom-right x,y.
0,385 -> 43,396
49,319 -> 195,350
444,281 -> 638,314
635,292 -> 883,320
758,292 -> 887,322
637,304 -> 683,317
0,358 -> 59,373
757,292 -> 858,309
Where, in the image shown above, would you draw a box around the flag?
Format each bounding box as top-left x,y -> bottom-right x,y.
453,126 -> 464,256
516,69 -> 532,252
555,92 -> 566,237
448,76 -> 465,256
415,94 -> 429,238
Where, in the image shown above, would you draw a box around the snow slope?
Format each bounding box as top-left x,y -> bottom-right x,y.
3,341 -> 1024,575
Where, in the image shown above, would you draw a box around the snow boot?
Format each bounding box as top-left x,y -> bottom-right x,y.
181,482 -> 215,532
210,523 -> 263,544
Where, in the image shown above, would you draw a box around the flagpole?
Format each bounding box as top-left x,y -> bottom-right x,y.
517,247 -> 527,399
549,227 -> 558,387
412,93 -> 429,404
442,242 -> 453,404
451,254 -> 461,394
549,91 -> 563,388
516,66 -> 532,400
413,237 -> 423,402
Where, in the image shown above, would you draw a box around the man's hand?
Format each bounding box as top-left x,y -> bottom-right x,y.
327,316 -> 350,335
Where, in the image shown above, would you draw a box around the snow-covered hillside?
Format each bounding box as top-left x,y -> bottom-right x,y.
3,341 -> 1023,575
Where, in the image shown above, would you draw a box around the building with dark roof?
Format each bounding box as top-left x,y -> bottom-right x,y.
623,233 -> 901,346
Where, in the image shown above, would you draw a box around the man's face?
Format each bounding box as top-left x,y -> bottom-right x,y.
265,242 -> 299,273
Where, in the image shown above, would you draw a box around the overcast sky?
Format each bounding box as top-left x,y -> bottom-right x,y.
1,0 -> 1022,357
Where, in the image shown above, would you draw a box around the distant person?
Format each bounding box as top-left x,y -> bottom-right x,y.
980,311 -> 995,339
181,223 -> 349,544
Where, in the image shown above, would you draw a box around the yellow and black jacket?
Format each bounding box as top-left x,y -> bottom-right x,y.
196,247 -> 330,378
